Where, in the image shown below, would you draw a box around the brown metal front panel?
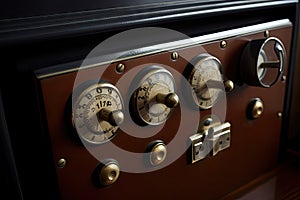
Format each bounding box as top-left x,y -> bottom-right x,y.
36,25 -> 292,199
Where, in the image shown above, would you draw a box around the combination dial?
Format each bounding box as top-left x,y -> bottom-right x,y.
130,66 -> 179,126
72,82 -> 124,144
185,53 -> 224,109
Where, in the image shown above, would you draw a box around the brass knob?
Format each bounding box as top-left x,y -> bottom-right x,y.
247,98 -> 264,119
98,162 -> 120,186
224,80 -> 234,92
148,142 -> 167,166
252,100 -> 263,119
156,93 -> 179,108
98,109 -> 124,126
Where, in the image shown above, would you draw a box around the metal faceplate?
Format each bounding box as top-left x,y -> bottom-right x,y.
35,19 -> 292,200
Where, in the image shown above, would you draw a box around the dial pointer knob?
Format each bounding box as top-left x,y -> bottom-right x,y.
98,109 -> 124,126
156,93 -> 179,108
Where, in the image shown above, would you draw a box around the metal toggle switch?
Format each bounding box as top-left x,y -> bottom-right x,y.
206,122 -> 231,156
189,116 -> 231,164
189,134 -> 211,163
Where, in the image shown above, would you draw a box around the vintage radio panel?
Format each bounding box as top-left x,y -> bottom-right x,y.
34,19 -> 292,199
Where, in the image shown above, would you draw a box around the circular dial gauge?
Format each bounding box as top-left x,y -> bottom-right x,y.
187,53 -> 223,109
72,82 -> 124,144
130,66 -> 179,126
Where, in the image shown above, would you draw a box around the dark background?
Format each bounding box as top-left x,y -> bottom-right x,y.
0,0 -> 299,199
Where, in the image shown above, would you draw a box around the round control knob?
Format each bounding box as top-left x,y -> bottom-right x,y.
240,37 -> 286,88
156,93 -> 179,108
146,141 -> 167,166
247,98 -> 264,119
97,160 -> 120,186
98,109 -> 124,126
130,66 -> 179,126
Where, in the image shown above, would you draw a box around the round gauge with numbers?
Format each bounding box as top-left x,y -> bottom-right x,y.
130,66 -> 179,126
186,53 -> 223,109
72,82 -> 124,144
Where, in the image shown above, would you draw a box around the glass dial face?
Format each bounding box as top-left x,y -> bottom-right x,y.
131,66 -> 176,126
72,82 -> 124,144
188,54 -> 223,109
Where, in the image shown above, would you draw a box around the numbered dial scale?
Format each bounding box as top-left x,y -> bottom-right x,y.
130,66 -> 179,126
72,82 -> 124,144
186,53 -> 224,109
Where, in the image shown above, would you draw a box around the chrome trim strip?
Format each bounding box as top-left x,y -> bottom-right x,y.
36,19 -> 292,79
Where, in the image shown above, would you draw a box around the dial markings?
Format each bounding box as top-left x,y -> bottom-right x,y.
73,82 -> 124,144
131,67 -> 178,125
188,54 -> 223,109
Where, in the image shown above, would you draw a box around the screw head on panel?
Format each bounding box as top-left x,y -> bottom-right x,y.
224,80 -> 234,92
171,52 -> 179,60
220,40 -> 227,48
277,112 -> 282,118
116,63 -> 125,73
57,158 -> 67,168
264,30 -> 270,37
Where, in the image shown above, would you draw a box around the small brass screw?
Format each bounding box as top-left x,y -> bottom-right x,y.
282,75 -> 287,82
220,40 -> 227,48
171,52 -> 179,60
204,118 -> 213,126
277,112 -> 282,118
116,63 -> 125,73
264,30 -> 270,38
57,158 -> 67,168
224,80 -> 234,92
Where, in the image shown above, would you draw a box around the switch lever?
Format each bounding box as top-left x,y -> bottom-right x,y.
189,119 -> 231,164
206,122 -> 231,156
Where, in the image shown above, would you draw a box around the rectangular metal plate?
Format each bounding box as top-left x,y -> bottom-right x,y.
35,20 -> 292,200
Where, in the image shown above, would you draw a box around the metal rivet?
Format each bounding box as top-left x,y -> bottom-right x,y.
220,40 -> 227,48
224,80 -> 234,92
204,118 -> 213,126
171,52 -> 179,60
116,63 -> 125,73
57,158 -> 67,168
277,112 -> 282,118
264,30 -> 270,37
282,75 -> 286,82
